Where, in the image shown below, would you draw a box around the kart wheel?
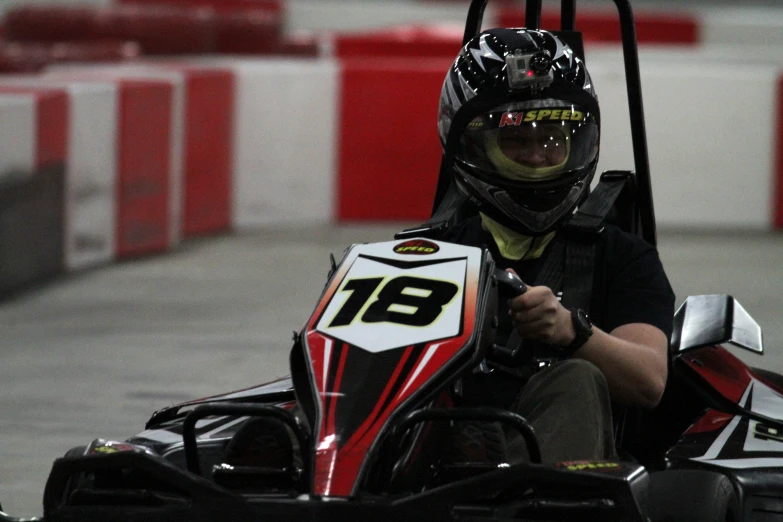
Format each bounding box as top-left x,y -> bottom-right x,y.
648,469 -> 740,522
61,446 -> 91,500
450,421 -> 508,463
63,446 -> 87,458
222,417 -> 295,469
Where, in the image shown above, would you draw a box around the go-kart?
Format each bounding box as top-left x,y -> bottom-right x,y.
2,238 -> 772,522
3,0 -> 782,521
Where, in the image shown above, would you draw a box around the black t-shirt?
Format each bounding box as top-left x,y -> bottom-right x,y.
440,216 -> 675,341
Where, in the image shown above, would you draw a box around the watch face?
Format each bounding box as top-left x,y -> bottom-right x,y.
576,309 -> 593,336
564,308 -> 592,354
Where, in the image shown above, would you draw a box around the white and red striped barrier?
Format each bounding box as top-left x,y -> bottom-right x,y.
0,95 -> 35,179
0,88 -> 67,170
288,2 -> 783,48
45,73 -> 175,259
33,49 -> 774,230
45,66 -> 188,252
217,58 -> 337,227
776,75 -> 783,231
1,2 -> 783,296
0,79 -> 117,271
0,93 -> 65,294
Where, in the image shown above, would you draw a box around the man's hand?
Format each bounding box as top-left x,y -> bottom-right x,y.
506,269 -> 575,346
505,270 -> 669,409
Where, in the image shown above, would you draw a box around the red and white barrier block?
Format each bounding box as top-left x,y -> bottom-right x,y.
29,74 -> 174,259
776,76 -> 783,230
0,94 -> 65,295
181,57 -> 337,227
0,95 -> 35,180
27,73 -> 172,260
5,3 -> 783,297
45,67 -> 183,256
338,57 -> 446,221
0,59 -> 237,295
48,62 -> 236,238
167,65 -> 234,237
0,79 -> 117,271
0,88 -> 68,170
143,50 -> 783,231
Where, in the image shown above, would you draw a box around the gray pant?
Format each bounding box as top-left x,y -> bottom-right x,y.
505,358 -> 617,464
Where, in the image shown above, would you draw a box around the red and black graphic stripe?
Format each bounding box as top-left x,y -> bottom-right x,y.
322,341 -> 350,441
318,341 -> 425,453
310,334 -> 477,496
339,344 -> 424,454
672,384 -> 783,463
673,415 -> 783,462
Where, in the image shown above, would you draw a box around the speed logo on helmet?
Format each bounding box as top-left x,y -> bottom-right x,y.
393,240 -> 440,255
499,109 -> 585,126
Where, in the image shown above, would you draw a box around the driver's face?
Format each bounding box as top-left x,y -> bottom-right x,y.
496,123 -> 568,168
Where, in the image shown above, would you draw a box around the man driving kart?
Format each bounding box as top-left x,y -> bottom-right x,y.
434,28 -> 675,463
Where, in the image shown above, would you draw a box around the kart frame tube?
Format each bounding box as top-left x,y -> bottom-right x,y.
389,407 -> 543,463
39,450 -> 650,522
181,402 -> 311,483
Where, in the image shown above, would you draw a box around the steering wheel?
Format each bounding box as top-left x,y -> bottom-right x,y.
489,267 -> 527,366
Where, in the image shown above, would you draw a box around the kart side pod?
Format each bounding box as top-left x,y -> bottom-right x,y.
670,294 -> 763,355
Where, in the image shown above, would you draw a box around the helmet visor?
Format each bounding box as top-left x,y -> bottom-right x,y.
458,99 -> 599,185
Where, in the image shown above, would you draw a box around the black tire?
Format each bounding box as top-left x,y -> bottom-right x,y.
63,446 -> 87,458
450,421 -> 508,463
61,446 -> 90,501
222,418 -> 295,469
648,469 -> 740,522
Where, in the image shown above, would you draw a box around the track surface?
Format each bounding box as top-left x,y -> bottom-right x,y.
2,225 -> 782,517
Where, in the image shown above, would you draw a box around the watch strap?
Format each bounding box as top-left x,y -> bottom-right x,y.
564,308 -> 593,354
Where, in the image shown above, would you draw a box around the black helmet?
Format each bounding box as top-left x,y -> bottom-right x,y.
437,28 -> 600,236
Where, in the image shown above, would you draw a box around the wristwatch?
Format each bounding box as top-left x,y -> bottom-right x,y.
564,308 -> 593,354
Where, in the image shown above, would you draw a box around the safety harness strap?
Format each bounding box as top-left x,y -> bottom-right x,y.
534,173 -> 632,314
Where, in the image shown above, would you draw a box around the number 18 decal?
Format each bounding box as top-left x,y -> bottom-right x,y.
329,276 -> 459,328
315,256 -> 468,352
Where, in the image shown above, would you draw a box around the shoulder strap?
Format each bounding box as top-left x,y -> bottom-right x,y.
533,239 -> 565,290
564,172 -> 633,240
562,173 -> 632,314
536,173 -> 632,314
510,173 -> 630,367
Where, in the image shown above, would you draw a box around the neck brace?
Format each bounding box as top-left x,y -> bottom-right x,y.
480,212 -> 556,261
